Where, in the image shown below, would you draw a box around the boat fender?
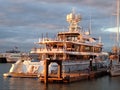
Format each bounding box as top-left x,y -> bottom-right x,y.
34,66 -> 39,73
34,66 -> 38,70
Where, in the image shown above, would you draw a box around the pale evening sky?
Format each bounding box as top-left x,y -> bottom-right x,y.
0,0 -> 119,52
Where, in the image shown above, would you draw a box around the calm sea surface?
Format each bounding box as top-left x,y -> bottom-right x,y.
0,63 -> 120,90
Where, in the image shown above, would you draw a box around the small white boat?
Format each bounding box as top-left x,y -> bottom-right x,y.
2,47 -> 23,63
5,53 -> 22,63
109,56 -> 120,76
110,63 -> 120,76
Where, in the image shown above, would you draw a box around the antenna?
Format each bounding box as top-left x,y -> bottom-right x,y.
41,33 -> 43,41
66,8 -> 81,32
89,13 -> 92,35
72,7 -> 76,14
46,33 -> 48,38
99,36 -> 101,43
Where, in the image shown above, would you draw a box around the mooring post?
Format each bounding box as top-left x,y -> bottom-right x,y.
44,59 -> 48,84
58,60 -> 62,78
89,58 -> 93,71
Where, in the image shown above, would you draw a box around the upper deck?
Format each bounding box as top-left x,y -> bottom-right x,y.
31,10 -> 104,59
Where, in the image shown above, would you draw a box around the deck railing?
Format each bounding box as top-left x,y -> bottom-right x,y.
31,48 -> 65,53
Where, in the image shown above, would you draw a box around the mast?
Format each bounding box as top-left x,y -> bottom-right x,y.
66,9 -> 82,32
117,0 -> 120,62
89,13 -> 92,35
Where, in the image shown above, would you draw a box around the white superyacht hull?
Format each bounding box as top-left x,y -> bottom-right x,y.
3,59 -> 107,77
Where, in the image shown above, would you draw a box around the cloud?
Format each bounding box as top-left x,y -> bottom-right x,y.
0,0 -> 118,52
104,27 -> 120,33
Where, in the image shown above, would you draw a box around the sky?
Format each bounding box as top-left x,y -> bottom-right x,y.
0,0 -> 119,52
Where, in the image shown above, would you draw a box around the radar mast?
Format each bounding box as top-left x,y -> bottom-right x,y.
66,9 -> 82,32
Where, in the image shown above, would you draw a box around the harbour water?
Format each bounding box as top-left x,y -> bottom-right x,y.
0,63 -> 120,90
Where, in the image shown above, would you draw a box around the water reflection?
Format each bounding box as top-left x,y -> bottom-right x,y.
2,76 -> 120,90
5,78 -> 42,90
1,63 -> 120,90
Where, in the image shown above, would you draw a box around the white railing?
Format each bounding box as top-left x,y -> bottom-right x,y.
31,48 -> 102,56
31,48 -> 65,53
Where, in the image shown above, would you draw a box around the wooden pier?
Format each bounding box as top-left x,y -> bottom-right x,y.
39,70 -> 108,83
39,59 -> 108,84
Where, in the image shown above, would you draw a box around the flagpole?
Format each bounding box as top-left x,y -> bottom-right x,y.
117,0 -> 120,62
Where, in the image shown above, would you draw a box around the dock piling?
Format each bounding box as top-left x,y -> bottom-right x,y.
44,59 -> 48,84
43,59 -> 62,84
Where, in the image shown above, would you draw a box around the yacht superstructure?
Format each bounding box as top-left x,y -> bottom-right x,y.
31,10 -> 107,62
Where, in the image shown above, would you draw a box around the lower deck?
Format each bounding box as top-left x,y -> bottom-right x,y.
39,68 -> 108,83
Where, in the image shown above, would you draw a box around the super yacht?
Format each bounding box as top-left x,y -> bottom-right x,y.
3,10 -> 108,77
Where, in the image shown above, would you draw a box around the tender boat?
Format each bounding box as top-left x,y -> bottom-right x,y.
110,63 -> 120,76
